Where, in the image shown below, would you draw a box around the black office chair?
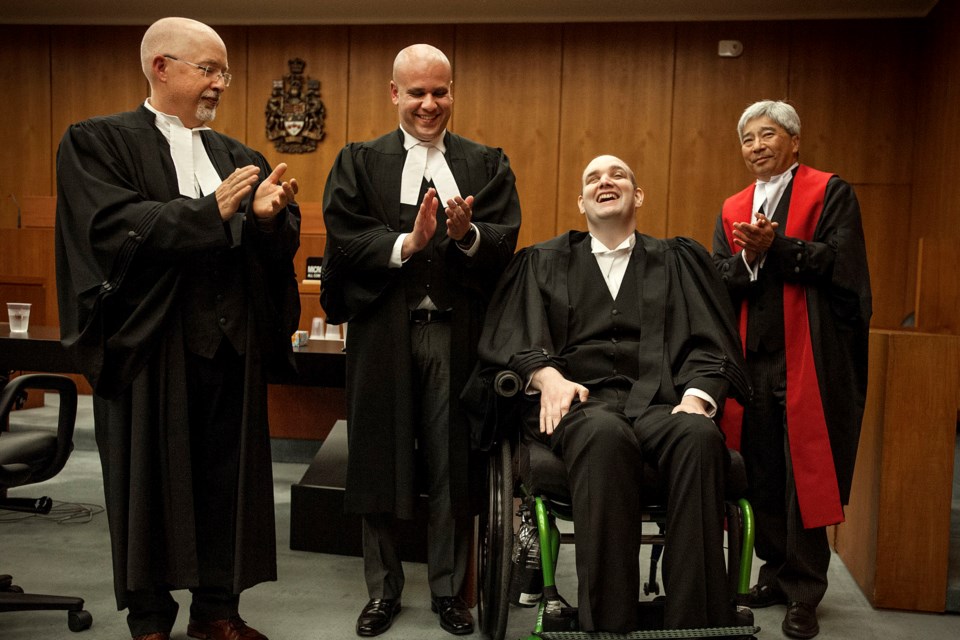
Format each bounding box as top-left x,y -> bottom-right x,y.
0,373 -> 93,632
475,370 -> 758,640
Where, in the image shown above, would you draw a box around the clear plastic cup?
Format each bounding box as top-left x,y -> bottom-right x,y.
6,302 -> 31,333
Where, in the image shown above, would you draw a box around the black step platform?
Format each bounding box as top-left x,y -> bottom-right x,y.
289,420 -> 429,562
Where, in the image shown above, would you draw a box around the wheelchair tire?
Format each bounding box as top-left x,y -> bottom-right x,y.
477,438 -> 513,640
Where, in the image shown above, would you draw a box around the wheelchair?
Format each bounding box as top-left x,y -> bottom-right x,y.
475,371 -> 759,640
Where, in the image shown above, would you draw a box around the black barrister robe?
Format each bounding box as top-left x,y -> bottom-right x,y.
467,231 -> 749,435
55,106 -> 301,606
320,129 -> 521,518
464,231 -> 750,633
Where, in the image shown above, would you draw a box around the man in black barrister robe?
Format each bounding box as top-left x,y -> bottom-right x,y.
55,17 -> 300,640
470,155 -> 749,634
320,44 -> 521,637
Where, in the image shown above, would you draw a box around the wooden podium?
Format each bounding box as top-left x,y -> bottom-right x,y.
834,329 -> 960,612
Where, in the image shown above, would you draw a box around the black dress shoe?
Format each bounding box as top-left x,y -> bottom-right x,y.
356,598 -> 401,637
745,583 -> 788,608
782,602 -> 819,639
431,596 -> 474,635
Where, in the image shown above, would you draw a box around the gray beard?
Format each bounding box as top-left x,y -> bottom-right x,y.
196,105 -> 217,123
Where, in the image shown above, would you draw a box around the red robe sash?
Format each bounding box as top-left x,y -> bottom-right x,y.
720,165 -> 843,529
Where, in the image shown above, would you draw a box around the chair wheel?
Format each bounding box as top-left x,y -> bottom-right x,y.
4,584 -> 25,594
68,609 -> 93,631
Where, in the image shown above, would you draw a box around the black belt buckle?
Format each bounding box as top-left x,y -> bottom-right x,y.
409,309 -> 451,324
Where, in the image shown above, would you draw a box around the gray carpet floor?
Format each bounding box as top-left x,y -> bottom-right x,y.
2,396 -> 959,640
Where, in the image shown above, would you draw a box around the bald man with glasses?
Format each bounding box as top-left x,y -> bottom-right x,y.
55,17 -> 300,640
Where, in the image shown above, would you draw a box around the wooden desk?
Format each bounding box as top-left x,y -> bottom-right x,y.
0,322 -> 346,387
834,329 -> 960,612
0,323 -> 71,374
0,322 -> 347,440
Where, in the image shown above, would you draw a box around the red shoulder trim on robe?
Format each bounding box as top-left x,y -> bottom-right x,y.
719,166 -> 843,528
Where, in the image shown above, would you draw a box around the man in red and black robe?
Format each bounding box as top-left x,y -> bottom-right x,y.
712,101 -> 872,640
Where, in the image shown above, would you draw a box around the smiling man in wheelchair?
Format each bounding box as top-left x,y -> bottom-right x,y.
468,155 -> 751,635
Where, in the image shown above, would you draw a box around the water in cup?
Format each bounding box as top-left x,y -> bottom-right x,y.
7,302 -> 31,333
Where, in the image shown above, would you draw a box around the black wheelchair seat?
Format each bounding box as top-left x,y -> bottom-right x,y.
518,436 -> 749,511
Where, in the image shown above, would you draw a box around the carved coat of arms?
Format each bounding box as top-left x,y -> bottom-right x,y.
266,58 -> 325,153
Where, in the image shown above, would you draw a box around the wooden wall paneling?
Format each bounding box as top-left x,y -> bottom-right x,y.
0,26 -> 52,228
668,22 -> 790,246
908,4 -> 960,327
297,234 -> 327,331
21,196 -> 56,228
557,23 -> 676,241
299,201 -> 326,236
876,331 -> 958,612
205,25 -> 248,144
244,26 -> 350,205
914,236 -> 960,334
296,200 -> 326,332
454,24 -> 562,250
50,26 -> 148,174
835,330 -> 959,612
856,184 -> 912,329
0,229 -> 57,326
346,26 -> 456,144
787,20 -> 920,185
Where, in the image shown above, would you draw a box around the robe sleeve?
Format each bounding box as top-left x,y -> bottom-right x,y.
475,247 -> 566,382
666,238 -> 751,406
319,144 -> 404,324
711,212 -> 753,299
449,147 -> 522,292
463,245 -> 563,450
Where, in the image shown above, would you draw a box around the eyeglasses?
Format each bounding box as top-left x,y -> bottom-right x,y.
163,55 -> 232,87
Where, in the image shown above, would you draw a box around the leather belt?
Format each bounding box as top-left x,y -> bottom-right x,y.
409,309 -> 452,324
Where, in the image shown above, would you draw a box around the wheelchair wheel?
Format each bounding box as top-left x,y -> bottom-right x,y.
477,438 -> 513,640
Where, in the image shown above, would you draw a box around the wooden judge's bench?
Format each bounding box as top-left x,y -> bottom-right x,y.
834,329 -> 959,612
833,237 -> 960,613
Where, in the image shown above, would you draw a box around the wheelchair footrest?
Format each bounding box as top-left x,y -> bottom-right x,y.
536,625 -> 760,639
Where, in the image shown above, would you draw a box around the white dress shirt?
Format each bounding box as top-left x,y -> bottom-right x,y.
743,162 -> 799,279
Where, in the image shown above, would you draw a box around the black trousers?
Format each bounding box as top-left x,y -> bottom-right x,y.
126,344 -> 245,636
361,321 -> 472,601
742,348 -> 830,606
523,386 -> 731,632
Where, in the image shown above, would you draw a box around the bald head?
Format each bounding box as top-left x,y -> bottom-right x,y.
140,17 -> 229,128
581,155 -> 637,192
390,44 -> 454,142
140,17 -> 226,82
392,44 -> 451,84
577,155 -> 644,247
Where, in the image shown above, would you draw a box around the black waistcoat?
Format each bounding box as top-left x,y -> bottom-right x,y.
180,241 -> 248,358
745,181 -> 794,353
398,177 -> 452,310
563,239 -> 643,386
